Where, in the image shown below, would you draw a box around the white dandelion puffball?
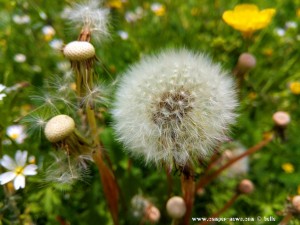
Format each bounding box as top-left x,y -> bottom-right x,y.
113,49 -> 238,167
63,41 -> 95,61
44,115 -> 75,143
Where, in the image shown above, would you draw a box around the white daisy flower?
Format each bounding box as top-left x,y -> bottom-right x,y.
49,39 -> 64,50
117,30 -> 129,40
14,53 -> 27,63
0,84 -> 7,101
0,150 -> 37,190
12,14 -> 31,24
6,125 -> 27,144
112,49 -> 238,169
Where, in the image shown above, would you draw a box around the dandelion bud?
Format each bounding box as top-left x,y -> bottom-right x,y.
292,195 -> 300,213
44,115 -> 75,143
237,179 -> 254,194
273,111 -> 290,127
166,196 -> 187,219
145,205 -> 161,223
234,53 -> 256,77
63,41 -> 95,61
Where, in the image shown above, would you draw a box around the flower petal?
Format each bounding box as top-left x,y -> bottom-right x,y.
15,150 -> 28,167
23,164 -> 38,175
0,172 -> 17,185
14,175 -> 25,190
1,155 -> 16,170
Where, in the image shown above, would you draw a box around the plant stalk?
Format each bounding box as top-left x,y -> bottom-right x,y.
196,134 -> 273,190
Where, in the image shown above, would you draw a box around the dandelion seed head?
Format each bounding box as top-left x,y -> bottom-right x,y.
62,0 -> 110,42
113,49 -> 238,168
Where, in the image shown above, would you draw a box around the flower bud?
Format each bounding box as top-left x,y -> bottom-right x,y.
234,53 -> 256,77
63,41 -> 95,61
166,196 -> 186,219
292,195 -> 300,213
145,205 -> 160,223
44,115 -> 75,143
237,179 -> 254,194
272,111 -> 290,127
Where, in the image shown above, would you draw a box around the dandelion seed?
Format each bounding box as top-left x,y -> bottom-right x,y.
22,113 -> 48,136
0,150 -> 37,190
44,151 -> 91,186
113,49 -> 238,169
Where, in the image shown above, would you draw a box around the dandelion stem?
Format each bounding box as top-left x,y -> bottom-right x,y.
196,134 -> 273,190
278,212 -> 293,225
181,174 -> 195,225
85,99 -> 120,225
198,193 -> 240,225
165,166 -> 173,197
72,29 -> 120,224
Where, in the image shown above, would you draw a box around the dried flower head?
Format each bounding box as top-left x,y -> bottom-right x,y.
63,41 -> 95,61
62,0 -> 109,42
113,49 -> 238,169
166,196 -> 186,219
44,115 -> 75,143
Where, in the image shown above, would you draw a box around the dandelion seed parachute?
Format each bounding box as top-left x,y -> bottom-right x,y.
112,49 -> 238,169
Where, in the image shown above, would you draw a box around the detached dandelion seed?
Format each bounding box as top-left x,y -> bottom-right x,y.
113,49 -> 238,169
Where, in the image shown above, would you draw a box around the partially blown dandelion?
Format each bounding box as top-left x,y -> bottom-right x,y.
62,0 -> 109,42
113,49 -> 238,169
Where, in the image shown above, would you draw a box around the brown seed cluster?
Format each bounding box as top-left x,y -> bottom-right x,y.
152,89 -> 194,126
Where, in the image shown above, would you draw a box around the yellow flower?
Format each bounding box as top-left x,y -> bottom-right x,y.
297,8 -> 300,17
151,3 -> 166,16
289,82 -> 300,95
282,163 -> 294,173
107,0 -> 123,9
222,4 -> 276,37
298,185 -> 300,195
